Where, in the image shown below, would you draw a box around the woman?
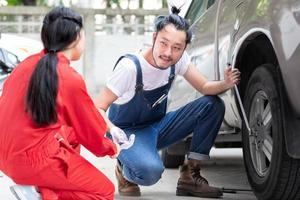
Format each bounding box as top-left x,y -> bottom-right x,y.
0,7 -> 128,200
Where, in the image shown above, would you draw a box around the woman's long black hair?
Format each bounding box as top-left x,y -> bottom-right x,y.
26,7 -> 83,126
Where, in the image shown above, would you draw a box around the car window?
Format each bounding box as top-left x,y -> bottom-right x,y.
0,60 -> 5,75
0,49 -> 5,63
207,0 -> 215,9
185,0 -> 207,25
5,50 -> 19,68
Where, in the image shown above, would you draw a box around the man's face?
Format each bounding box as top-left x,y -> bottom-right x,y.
152,24 -> 187,69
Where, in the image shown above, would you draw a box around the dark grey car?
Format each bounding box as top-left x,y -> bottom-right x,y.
164,0 -> 300,199
0,60 -> 10,94
0,34 -> 21,94
0,48 -> 19,94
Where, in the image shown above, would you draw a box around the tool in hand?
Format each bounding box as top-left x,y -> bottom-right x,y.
222,187 -> 252,194
227,62 -> 251,134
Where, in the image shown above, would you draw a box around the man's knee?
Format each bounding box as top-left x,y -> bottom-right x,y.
199,95 -> 225,114
129,162 -> 164,186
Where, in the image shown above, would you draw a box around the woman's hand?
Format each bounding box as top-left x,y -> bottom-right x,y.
110,126 -> 135,150
110,126 -> 128,144
110,143 -> 120,159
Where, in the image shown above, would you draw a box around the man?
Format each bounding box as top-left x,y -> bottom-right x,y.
95,6 -> 240,198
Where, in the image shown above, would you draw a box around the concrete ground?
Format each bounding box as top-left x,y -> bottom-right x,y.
0,147 -> 256,200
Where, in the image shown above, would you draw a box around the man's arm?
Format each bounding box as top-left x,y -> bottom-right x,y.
94,86 -> 118,132
95,86 -> 135,151
183,63 -> 240,95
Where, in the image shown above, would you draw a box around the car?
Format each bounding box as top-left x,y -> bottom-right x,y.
0,46 -> 19,95
0,46 -> 20,70
163,0 -> 300,199
0,60 -> 12,95
0,33 -> 42,95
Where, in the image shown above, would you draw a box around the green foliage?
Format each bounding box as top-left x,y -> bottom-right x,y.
106,0 -> 120,8
7,0 -> 22,5
7,0 -> 46,6
162,0 -> 168,8
37,0 -> 47,5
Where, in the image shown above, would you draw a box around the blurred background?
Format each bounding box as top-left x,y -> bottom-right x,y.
0,0 -> 191,97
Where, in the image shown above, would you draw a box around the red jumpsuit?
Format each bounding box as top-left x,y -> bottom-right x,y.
0,51 -> 117,200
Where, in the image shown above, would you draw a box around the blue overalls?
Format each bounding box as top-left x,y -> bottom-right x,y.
108,54 -> 225,186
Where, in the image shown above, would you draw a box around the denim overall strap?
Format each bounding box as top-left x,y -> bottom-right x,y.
108,55 -> 176,129
113,54 -> 143,92
168,65 -> 175,88
113,54 -> 174,90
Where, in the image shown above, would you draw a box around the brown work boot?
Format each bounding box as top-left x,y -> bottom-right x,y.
176,159 -> 223,198
115,161 -> 141,196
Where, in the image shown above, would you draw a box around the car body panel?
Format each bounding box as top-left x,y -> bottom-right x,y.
167,0 -> 300,157
0,33 -> 42,95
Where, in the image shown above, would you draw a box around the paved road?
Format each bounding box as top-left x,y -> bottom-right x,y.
0,148 -> 256,200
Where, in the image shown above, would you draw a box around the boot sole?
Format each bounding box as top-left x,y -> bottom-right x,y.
176,188 -> 223,198
119,191 -> 141,197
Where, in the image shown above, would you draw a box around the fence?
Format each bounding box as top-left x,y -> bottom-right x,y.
0,6 -> 168,94
0,7 -> 168,35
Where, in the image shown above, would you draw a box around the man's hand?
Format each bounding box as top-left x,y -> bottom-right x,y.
224,64 -> 241,88
110,126 -> 135,150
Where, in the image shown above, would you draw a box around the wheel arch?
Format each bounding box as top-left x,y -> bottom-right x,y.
234,32 -> 279,100
233,32 -> 300,158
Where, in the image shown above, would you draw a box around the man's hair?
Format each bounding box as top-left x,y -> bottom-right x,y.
154,6 -> 192,44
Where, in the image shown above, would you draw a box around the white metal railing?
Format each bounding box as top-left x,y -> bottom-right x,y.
0,6 -> 167,35
0,6 -> 168,93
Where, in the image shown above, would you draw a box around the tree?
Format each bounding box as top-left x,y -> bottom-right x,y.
162,0 -> 168,8
139,0 -> 143,8
7,0 -> 22,5
22,0 -> 36,5
105,0 -> 120,8
8,0 -> 46,5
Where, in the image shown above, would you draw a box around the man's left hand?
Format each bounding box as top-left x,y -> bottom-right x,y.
224,65 -> 241,88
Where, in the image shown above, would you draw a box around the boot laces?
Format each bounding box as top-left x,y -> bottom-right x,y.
191,168 -> 209,185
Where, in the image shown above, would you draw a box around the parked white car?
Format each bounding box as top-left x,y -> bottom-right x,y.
0,33 -> 42,95
0,33 -> 42,61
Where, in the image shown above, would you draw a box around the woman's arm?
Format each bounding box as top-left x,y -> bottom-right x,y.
62,72 -> 117,157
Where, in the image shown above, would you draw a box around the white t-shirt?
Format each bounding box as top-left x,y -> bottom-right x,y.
107,51 -> 191,104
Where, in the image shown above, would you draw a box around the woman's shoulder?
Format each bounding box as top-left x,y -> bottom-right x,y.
58,63 -> 84,84
58,65 -> 87,97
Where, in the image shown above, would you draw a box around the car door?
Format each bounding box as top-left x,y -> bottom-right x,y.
217,0 -> 249,129
0,49 -> 8,92
168,0 -> 218,111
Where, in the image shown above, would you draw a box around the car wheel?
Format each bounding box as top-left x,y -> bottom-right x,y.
161,149 -> 185,168
242,64 -> 300,199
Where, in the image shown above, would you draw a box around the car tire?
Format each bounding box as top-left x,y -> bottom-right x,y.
242,64 -> 300,199
161,149 -> 185,168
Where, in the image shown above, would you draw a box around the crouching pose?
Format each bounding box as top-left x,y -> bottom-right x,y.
95,6 -> 240,198
0,6 -> 134,200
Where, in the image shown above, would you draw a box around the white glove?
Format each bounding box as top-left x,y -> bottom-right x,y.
110,126 -> 135,150
119,134 -> 135,150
